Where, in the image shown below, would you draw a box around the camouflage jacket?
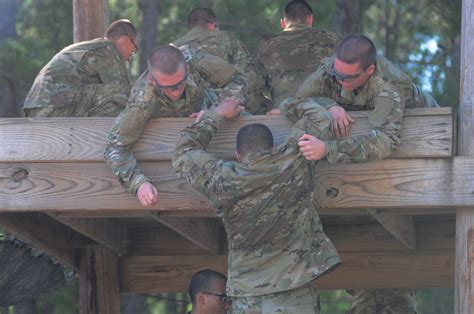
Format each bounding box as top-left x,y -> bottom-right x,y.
255,23 -> 339,107
173,99 -> 341,297
104,61 -> 219,194
23,38 -> 131,116
174,28 -> 267,114
297,55 -> 438,163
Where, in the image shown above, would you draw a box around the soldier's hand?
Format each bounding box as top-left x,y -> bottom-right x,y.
298,134 -> 327,161
190,110 -> 207,122
266,109 -> 281,115
137,182 -> 159,207
215,96 -> 244,119
328,105 -> 355,138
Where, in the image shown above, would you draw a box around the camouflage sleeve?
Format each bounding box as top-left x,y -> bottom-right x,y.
296,66 -> 337,109
82,46 -> 131,86
324,86 -> 405,163
104,81 -> 158,194
172,111 -> 224,203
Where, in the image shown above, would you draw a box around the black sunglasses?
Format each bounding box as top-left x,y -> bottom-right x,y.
150,68 -> 188,91
202,292 -> 232,305
330,62 -> 369,82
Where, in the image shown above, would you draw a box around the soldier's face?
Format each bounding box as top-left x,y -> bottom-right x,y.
333,58 -> 375,91
199,279 -> 230,314
150,65 -> 188,102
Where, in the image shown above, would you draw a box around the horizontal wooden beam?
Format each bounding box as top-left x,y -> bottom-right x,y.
48,215 -> 128,255
0,213 -> 77,268
1,157 -> 473,212
120,250 -> 454,292
0,108 -> 452,162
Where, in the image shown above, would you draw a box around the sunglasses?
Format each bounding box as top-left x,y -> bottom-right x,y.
149,68 -> 188,92
202,292 -> 232,305
129,36 -> 139,56
330,63 -> 368,82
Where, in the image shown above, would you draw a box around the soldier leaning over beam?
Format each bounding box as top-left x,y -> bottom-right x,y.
105,45 -> 244,208
23,19 -> 138,118
294,35 -> 439,314
255,0 -> 339,108
173,98 -> 341,313
173,6 -> 269,114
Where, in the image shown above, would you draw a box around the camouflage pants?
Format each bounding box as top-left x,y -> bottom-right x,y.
24,83 -> 128,117
348,289 -> 417,314
230,283 -> 320,314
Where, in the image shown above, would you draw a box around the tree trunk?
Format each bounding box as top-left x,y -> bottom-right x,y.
73,0 -> 109,42
0,0 -> 16,43
138,0 -> 159,73
0,72 -> 18,117
121,293 -> 147,314
14,301 -> 36,314
334,0 -> 361,36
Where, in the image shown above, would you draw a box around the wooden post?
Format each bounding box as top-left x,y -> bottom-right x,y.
78,247 -> 120,314
455,0 -> 474,313
72,0 -> 109,42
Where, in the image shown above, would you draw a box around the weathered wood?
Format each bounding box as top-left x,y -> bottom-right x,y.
73,0 -> 109,43
48,215 -> 128,255
367,210 -> 416,250
0,108 -> 453,163
0,213 -> 77,268
79,247 -> 120,314
455,0 -> 474,312
148,214 -> 222,254
1,158 -> 473,212
120,249 -> 454,292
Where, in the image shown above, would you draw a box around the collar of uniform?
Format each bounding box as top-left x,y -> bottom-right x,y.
187,27 -> 212,37
242,150 -> 272,165
283,23 -> 311,32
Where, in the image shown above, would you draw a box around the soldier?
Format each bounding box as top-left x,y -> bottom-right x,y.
23,19 -> 137,117
173,7 -> 268,114
188,269 -> 231,314
255,0 -> 339,107
105,45 -> 241,207
173,97 -> 341,313
295,35 -> 437,314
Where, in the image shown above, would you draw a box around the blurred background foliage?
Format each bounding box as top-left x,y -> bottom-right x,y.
0,0 -> 461,312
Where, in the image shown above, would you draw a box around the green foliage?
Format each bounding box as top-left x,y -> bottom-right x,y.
320,290 -> 351,313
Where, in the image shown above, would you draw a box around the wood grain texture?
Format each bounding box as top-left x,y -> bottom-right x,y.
1,158 -> 473,212
119,250 -> 454,292
0,213 -> 77,268
73,0 -> 109,43
0,108 -> 452,162
367,210 -> 416,250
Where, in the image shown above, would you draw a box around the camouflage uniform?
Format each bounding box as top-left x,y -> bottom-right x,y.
173,28 -> 266,114
255,23 -> 339,107
23,38 -> 131,117
348,289 -> 417,314
104,59 -> 221,194
173,98 -> 341,313
297,55 -> 439,163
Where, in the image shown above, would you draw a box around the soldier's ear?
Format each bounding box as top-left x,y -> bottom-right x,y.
306,15 -> 313,26
280,18 -> 286,30
366,64 -> 376,76
235,151 -> 242,161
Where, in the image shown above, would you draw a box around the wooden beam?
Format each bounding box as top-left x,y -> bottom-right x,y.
73,0 -> 109,43
0,213 -> 76,268
1,158 -> 474,212
120,249 -> 454,293
148,214 -> 222,254
0,108 -> 453,163
455,0 -> 474,312
367,210 -> 416,250
79,247 -> 120,314
48,214 -> 128,255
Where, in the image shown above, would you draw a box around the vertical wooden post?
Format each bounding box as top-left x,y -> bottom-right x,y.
79,247 -> 120,314
72,0 -> 109,43
455,0 -> 474,313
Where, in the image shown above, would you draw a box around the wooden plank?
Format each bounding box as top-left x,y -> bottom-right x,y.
0,213 -> 77,268
1,158 -> 473,212
119,249 -> 454,293
78,247 -> 120,314
48,215 -> 128,255
367,210 -> 416,250
0,108 -> 452,162
148,214 -> 222,254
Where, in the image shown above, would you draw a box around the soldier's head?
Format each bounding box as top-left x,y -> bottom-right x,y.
281,0 -> 313,29
188,269 -> 230,314
106,19 -> 138,61
187,7 -> 219,31
332,35 -> 377,91
147,45 -> 188,102
235,124 -> 274,162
